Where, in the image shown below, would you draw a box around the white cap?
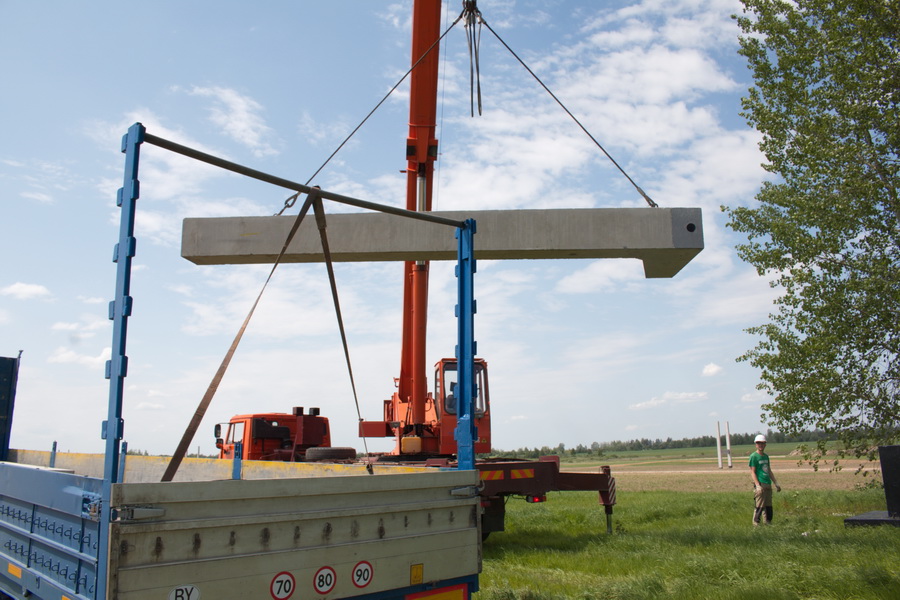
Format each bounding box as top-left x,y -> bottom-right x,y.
754,434 -> 767,443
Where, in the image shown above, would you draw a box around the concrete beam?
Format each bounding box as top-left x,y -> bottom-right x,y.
182,207 -> 703,278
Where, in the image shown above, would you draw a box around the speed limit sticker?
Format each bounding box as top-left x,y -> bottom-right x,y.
270,572 -> 295,599
313,566 -> 337,595
352,561 -> 373,588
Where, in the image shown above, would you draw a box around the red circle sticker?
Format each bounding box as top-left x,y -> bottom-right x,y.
352,561 -> 373,588
271,572 -> 295,599
314,566 -> 337,595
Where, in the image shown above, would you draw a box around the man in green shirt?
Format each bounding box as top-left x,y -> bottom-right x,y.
749,434 -> 781,525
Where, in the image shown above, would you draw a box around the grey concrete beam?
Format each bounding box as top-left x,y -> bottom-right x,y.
182,207 -> 703,278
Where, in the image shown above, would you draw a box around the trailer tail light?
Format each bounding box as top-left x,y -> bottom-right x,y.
525,495 -> 546,503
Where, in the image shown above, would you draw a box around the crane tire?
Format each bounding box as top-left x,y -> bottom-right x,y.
305,446 -> 358,461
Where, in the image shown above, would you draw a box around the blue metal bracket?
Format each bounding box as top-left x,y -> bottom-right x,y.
232,442 -> 243,480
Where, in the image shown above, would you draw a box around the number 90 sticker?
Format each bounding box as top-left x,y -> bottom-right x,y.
352,561 -> 373,588
314,566 -> 337,595
270,572 -> 295,600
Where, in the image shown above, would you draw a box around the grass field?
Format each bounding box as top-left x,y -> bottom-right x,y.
478,447 -> 900,599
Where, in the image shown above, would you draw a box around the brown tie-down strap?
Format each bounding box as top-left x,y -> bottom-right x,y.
311,198 -> 370,463
161,192 -> 317,482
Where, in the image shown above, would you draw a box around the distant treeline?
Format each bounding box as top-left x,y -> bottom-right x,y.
487,429 -> 832,459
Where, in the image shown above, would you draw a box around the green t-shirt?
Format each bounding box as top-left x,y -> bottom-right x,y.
749,451 -> 772,485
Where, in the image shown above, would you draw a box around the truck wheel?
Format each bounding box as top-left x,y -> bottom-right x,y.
305,446 -> 357,461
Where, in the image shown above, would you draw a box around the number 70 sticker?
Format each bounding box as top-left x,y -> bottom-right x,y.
271,572 -> 295,599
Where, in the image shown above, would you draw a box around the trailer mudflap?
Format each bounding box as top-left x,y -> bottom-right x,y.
108,470 -> 481,600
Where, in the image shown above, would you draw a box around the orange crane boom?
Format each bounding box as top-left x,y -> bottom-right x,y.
398,0 -> 442,437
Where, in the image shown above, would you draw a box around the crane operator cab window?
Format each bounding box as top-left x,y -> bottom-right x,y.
437,361 -> 488,417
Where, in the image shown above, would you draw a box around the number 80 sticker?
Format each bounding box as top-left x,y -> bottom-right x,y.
314,566 -> 337,595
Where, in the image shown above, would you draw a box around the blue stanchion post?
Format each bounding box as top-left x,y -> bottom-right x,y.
97,123 -> 145,600
455,219 -> 477,471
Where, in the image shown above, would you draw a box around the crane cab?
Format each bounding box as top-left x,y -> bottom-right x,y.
433,357 -> 492,455
359,359 -> 492,457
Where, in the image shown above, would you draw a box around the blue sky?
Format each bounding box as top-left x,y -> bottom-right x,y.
1,0 -> 778,456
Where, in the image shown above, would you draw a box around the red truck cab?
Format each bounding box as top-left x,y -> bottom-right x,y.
215,406 -> 349,462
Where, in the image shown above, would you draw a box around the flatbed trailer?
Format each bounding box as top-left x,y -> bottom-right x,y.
0,452 -> 479,600
0,124 -> 483,600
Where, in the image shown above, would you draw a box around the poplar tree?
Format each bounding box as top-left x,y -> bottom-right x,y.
726,0 -> 900,468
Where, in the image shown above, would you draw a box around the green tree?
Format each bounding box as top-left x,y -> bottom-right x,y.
726,0 -> 899,468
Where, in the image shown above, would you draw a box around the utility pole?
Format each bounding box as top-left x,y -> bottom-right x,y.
716,421 -> 723,469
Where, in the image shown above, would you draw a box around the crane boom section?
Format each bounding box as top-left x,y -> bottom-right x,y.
398,0 -> 442,439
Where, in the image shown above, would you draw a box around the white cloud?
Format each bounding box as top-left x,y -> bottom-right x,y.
1,282 -> 51,300
379,4 -> 409,31
3,158 -> 79,206
136,401 -> 166,411
741,390 -> 768,405
702,362 -> 723,377
21,191 -> 53,203
630,396 -> 668,410
555,260 -> 646,294
188,86 -> 278,158
667,391 -> 708,404
297,110 -> 356,147
47,346 -> 110,369
88,110 -> 272,248
50,314 -> 108,342
630,390 -> 708,410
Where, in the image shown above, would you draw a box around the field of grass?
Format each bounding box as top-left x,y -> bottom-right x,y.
478,447 -> 900,599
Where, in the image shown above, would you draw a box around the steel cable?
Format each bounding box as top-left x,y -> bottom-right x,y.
276,6 -> 470,216
478,16 -> 659,208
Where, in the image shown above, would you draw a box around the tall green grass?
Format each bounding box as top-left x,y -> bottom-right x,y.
480,489 -> 900,600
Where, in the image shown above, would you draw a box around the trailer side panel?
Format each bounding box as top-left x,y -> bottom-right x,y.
108,471 -> 480,600
0,462 -> 102,600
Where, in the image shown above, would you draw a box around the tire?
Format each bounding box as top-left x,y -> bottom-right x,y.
305,446 -> 357,462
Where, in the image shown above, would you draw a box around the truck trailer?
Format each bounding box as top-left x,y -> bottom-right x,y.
0,124 -> 483,600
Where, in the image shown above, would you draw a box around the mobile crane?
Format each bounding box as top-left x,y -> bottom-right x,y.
201,0 -> 704,537
356,2 -> 489,458
353,1 -> 616,536
212,1 -> 616,537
